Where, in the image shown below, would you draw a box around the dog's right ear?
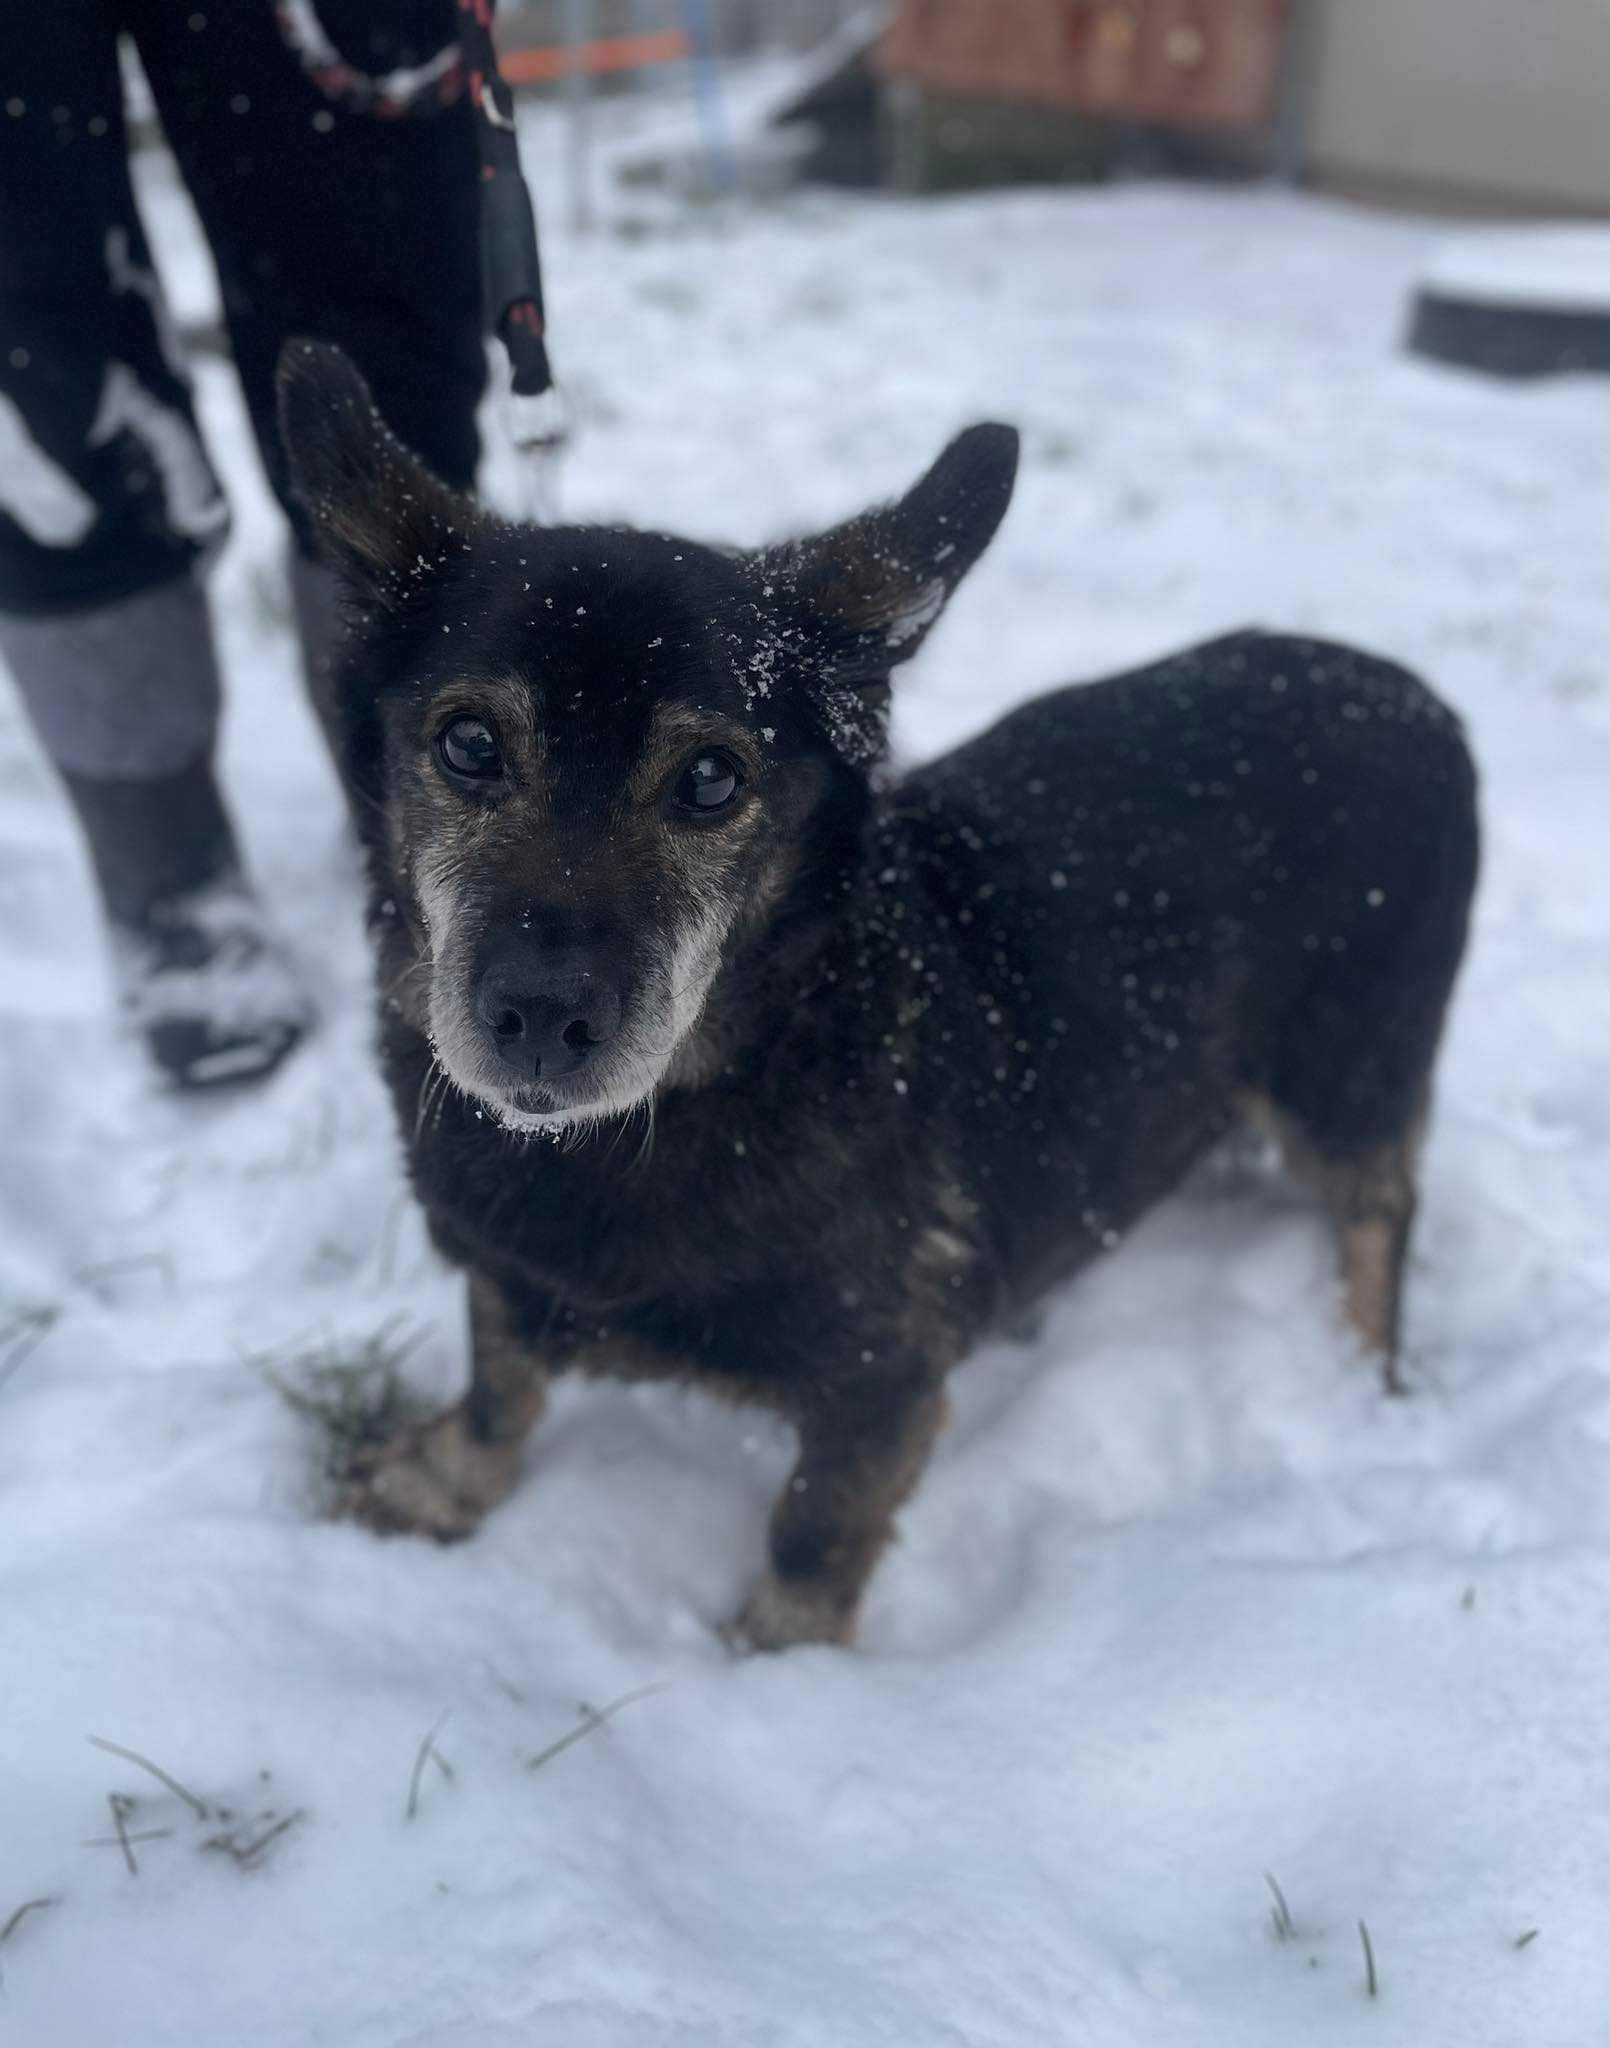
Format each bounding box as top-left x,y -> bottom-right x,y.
749,423 -> 1019,688
275,340 -> 470,610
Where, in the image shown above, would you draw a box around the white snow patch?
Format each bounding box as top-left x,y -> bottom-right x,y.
1423,224 -> 1610,310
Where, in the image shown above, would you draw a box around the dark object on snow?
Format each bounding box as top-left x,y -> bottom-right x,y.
1408,290 -> 1610,380
1406,230 -> 1610,380
279,339 -> 1480,1653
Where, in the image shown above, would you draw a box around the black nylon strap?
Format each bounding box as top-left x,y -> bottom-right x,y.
457,0 -> 554,396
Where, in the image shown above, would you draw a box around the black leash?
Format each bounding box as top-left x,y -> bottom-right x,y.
455,0 -> 554,399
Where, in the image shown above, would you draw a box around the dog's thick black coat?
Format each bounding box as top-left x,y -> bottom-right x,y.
279,343 -> 1478,1649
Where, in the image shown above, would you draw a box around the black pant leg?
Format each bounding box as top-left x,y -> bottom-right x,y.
0,1 -> 228,614
127,0 -> 485,544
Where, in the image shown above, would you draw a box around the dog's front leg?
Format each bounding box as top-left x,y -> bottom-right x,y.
731,1375 -> 947,1652
342,1272 -> 549,1541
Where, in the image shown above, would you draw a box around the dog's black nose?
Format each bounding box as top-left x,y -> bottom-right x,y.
477,947 -> 622,1083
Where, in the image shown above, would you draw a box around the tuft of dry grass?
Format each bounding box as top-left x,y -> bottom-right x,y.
87,1735 -> 304,1875
201,1810 -> 306,1870
261,1314 -> 432,1482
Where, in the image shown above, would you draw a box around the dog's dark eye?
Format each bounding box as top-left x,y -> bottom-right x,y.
438,717 -> 503,781
674,751 -> 742,814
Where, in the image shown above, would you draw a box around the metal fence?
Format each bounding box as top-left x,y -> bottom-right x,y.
496,0 -> 871,60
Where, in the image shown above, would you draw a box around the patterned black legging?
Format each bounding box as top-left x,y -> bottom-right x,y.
0,0 -> 485,617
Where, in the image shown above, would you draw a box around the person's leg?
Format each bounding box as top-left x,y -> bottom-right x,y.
128,0 -> 485,776
0,7 -> 308,1087
286,550 -> 346,784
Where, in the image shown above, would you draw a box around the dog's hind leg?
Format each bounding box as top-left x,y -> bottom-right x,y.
1314,1118 -> 1424,1394
342,1273 -> 550,1539
1248,1092 -> 1425,1394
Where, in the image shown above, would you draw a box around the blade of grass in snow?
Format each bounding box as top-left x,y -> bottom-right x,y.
1264,1871 -> 1295,1942
0,1897 -> 60,1946
525,1684 -> 667,1774
1358,1920 -> 1379,1998
87,1736 -> 210,1820
108,1794 -> 138,1878
405,1712 -> 452,1823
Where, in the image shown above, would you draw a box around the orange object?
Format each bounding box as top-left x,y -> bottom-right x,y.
499,28 -> 691,86
878,0 -> 1287,129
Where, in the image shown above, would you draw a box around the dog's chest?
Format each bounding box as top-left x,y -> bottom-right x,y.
406,1033 -> 919,1287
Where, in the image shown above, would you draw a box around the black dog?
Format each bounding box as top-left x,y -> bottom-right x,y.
278,342 -> 1478,1650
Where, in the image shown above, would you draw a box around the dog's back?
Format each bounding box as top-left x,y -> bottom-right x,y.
883,630 -> 1478,1327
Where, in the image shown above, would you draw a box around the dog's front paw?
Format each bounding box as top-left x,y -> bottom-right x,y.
338,1403 -> 522,1541
724,1573 -> 857,1654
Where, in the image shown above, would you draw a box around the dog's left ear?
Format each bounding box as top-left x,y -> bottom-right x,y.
275,339 -> 473,611
753,423 -> 1018,685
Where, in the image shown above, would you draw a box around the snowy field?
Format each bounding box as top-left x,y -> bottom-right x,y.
4,85 -> 1610,2048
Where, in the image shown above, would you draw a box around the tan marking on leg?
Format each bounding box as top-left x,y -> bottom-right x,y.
727,1574 -> 859,1653
464,1270 -> 550,1442
1241,1089 -> 1426,1395
729,1384 -> 948,1653
1341,1212 -> 1410,1393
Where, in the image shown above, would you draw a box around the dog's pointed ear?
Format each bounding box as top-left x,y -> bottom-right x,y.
754,423 -> 1018,685
275,339 -> 472,608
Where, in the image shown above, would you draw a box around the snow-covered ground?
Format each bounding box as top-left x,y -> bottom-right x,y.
4,84 -> 1610,2047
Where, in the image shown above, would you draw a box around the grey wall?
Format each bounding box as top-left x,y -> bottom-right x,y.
1298,0 -> 1610,215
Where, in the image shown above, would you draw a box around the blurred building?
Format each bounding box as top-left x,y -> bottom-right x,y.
494,1 -> 1610,217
